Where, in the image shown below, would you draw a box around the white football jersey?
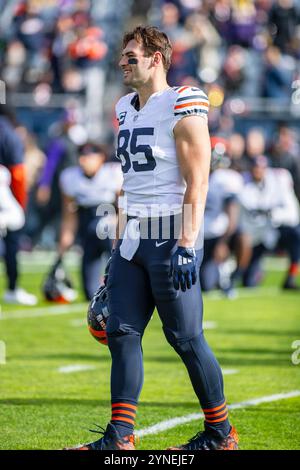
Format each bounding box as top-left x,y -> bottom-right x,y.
115,86 -> 209,216
239,168 -> 300,247
204,168 -> 243,239
60,162 -> 123,207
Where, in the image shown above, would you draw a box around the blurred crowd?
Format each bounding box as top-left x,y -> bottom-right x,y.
1,0 -> 300,303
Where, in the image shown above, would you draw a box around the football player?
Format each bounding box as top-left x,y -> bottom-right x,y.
66,26 -> 238,451
233,156 -> 300,289
0,106 -> 37,305
58,142 -> 123,300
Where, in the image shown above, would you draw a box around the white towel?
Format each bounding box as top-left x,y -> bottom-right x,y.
120,218 -> 141,261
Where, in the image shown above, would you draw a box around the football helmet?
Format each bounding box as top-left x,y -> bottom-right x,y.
42,257 -> 77,303
87,284 -> 109,345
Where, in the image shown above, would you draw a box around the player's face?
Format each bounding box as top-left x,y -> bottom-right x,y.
119,39 -> 153,88
252,165 -> 266,182
79,153 -> 105,177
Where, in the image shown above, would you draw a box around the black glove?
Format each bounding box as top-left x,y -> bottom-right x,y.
169,247 -> 197,292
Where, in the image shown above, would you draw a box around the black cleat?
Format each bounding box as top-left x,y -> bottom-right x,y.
167,426 -> 239,450
64,423 -> 136,450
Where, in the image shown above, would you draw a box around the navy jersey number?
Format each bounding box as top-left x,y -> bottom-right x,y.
117,128 -> 156,173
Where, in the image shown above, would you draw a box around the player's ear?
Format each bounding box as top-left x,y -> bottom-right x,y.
153,51 -> 162,67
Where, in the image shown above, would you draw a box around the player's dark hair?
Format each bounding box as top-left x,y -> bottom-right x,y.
122,25 -> 172,72
78,142 -> 108,159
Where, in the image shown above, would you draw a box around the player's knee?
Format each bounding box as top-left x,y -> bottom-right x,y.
107,318 -> 141,357
163,327 -> 203,353
106,315 -> 141,338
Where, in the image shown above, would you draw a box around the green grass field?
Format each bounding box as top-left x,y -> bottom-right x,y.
0,252 -> 299,450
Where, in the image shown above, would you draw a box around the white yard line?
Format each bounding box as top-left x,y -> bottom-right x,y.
70,319 -> 87,327
0,303 -> 87,320
204,286 -> 280,300
203,321 -> 217,330
70,320 -> 218,330
58,364 -> 96,374
222,369 -> 239,375
136,390 -> 300,437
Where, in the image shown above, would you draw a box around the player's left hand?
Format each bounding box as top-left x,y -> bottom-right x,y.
169,247 -> 197,292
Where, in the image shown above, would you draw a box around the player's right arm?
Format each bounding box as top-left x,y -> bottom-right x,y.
58,193 -> 78,256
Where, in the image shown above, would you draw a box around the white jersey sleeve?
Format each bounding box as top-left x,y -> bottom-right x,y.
59,166 -> 78,199
170,86 -> 209,133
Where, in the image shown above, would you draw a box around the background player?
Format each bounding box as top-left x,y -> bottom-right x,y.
58,142 -> 123,300
0,105 -> 37,305
67,26 -> 238,451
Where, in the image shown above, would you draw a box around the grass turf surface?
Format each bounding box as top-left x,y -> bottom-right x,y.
0,253 -> 299,450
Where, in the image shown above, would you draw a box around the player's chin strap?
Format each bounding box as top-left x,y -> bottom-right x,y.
169,246 -> 197,292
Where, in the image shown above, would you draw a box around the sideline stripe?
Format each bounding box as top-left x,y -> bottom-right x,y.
136,390 -> 300,437
58,364 -> 96,374
0,303 -> 87,320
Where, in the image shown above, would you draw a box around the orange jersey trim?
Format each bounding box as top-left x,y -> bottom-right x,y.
178,86 -> 190,93
175,101 -> 209,110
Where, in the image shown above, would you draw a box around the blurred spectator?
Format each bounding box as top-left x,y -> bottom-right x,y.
262,45 -> 294,100
228,0 -> 257,47
268,0 -> 300,55
241,128 -> 267,172
15,126 -> 46,191
184,13 -> 222,84
221,45 -> 247,96
269,125 -> 300,201
24,110 -> 81,246
228,133 -> 246,172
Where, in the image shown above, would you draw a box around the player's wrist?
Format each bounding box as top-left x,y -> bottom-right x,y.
177,241 -> 195,249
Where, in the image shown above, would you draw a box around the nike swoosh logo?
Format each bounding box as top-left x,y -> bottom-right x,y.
155,240 -> 168,247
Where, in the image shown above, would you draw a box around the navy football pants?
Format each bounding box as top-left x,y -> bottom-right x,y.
2,229 -> 20,291
106,218 -> 226,411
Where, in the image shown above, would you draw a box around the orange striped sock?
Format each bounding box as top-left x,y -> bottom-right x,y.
202,400 -> 230,434
111,401 -> 137,436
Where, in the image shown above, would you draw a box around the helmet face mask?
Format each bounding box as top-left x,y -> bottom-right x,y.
87,285 -> 109,345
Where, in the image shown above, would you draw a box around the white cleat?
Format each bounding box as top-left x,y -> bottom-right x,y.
3,288 -> 38,306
